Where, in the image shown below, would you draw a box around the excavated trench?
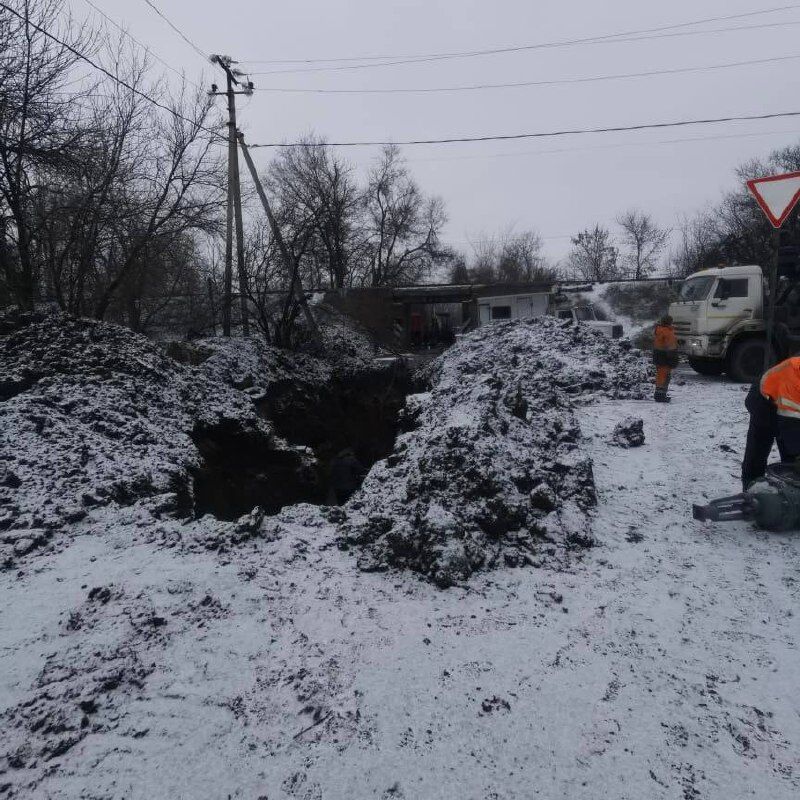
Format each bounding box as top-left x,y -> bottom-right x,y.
190,359 -> 415,520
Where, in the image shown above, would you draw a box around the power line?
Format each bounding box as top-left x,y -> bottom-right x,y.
245,109 -> 800,149
141,0 -> 208,61
243,15 -> 800,75
9,1 -> 800,165
0,1 -> 222,139
254,52 -> 800,95
80,0 -> 202,89
239,3 -> 799,65
408,128 -> 800,164
247,21 -> 800,76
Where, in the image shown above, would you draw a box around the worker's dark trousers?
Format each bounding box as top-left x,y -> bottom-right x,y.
741,383 -> 800,489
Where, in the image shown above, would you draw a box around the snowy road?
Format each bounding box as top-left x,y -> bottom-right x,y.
2,368 -> 799,799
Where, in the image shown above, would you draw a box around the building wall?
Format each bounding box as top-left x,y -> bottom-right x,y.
477,292 -> 550,324
323,284 -> 554,345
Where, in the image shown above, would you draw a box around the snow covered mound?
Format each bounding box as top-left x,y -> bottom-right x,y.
0,313 -> 308,553
341,317 -> 652,587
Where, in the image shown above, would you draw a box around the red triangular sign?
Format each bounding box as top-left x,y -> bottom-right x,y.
746,170 -> 800,228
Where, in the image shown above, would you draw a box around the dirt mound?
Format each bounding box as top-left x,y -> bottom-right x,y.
341,317 -> 652,587
0,314 -> 313,557
611,417 -> 645,447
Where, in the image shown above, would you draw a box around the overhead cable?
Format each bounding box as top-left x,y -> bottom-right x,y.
244,15 -> 800,74
239,3 -> 800,65
245,110 -> 800,149
141,0 -> 208,61
0,1 -> 222,140
255,52 -> 800,94
81,0 -> 202,89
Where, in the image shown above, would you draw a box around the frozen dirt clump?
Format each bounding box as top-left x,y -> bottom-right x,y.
341,317 -> 652,587
611,417 -> 645,448
0,313 -> 312,549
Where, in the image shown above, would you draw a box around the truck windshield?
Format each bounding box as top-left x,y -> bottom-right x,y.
678,276 -> 715,302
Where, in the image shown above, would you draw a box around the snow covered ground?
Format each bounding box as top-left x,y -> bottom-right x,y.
2,362 -> 798,799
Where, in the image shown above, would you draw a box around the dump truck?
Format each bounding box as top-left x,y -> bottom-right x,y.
669,263 -> 800,383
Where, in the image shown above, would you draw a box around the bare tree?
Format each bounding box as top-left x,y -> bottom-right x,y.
461,227 -> 554,284
363,145 -> 446,287
468,236 -> 498,283
33,39 -> 149,317
265,137 -> 361,289
0,3 -> 224,332
0,0 -> 96,309
568,225 -> 620,282
666,142 -> 800,277
496,229 -> 553,283
447,251 -> 469,284
669,213 -> 726,277
616,209 -> 669,279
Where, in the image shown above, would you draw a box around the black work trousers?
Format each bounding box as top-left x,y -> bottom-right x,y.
741,383 -> 800,489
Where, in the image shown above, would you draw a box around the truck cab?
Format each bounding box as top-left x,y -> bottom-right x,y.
669,264 -> 766,381
553,304 -> 623,338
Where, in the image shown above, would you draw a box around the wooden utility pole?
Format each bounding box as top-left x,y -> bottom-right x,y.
237,131 -> 319,336
210,55 -> 253,336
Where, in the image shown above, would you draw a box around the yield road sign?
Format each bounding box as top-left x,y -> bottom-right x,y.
746,170 -> 800,228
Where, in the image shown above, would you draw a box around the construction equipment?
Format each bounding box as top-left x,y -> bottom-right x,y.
693,463 -> 800,531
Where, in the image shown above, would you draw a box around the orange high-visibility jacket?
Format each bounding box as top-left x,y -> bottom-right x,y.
653,324 -> 677,351
761,357 -> 800,419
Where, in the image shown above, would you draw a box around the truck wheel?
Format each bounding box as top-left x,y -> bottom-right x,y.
687,356 -> 725,377
727,339 -> 770,383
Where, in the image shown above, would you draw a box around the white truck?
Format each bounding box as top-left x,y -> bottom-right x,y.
551,303 -> 623,338
668,263 -> 798,382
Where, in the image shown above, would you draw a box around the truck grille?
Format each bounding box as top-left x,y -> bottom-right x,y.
673,321 -> 692,335
611,324 -> 623,339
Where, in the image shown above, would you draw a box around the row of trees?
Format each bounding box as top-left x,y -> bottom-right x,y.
550,144 -> 800,282
563,211 -> 670,282
0,0 -> 448,337
249,140 -> 448,292
4,1 -> 800,339
671,145 -> 800,276
455,147 -> 800,285
0,0 -> 224,331
448,211 -> 670,285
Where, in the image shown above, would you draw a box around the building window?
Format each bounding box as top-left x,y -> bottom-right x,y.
491,305 -> 512,320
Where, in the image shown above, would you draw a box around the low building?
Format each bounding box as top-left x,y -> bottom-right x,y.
324,282 -> 555,349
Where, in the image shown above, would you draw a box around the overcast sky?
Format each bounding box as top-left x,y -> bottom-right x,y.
69,0 -> 800,264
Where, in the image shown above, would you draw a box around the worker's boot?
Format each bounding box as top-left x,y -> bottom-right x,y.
654,388 -> 670,403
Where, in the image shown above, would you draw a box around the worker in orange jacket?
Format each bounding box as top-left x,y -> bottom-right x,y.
652,315 -> 679,403
742,356 -> 800,488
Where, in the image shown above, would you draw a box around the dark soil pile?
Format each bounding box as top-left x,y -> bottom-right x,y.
0,312 -> 314,558
341,317 -> 652,587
